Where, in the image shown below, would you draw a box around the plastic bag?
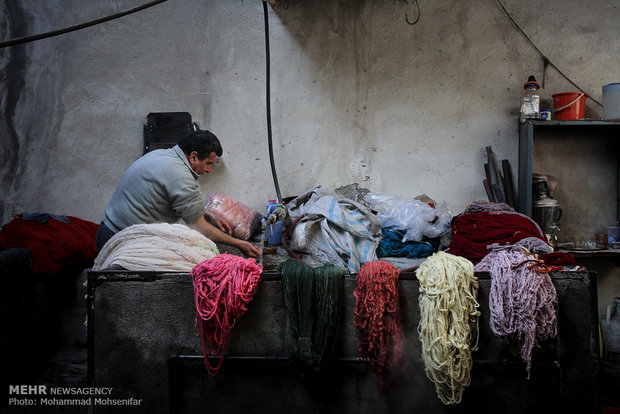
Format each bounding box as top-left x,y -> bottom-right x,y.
204,193 -> 261,240
365,192 -> 452,242
365,192 -> 401,213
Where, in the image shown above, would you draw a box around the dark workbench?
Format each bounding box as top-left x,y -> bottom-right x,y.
86,268 -> 600,414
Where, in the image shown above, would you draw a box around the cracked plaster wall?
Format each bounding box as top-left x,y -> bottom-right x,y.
0,0 -> 618,224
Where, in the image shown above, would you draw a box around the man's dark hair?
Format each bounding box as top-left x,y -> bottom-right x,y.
178,129 -> 223,159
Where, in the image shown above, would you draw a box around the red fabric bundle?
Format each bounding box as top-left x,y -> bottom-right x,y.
539,252 -> 579,269
447,211 -> 548,263
0,214 -> 98,275
353,261 -> 405,388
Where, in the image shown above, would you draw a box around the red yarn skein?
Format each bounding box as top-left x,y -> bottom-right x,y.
353,261 -> 405,388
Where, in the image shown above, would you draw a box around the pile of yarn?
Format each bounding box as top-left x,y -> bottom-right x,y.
280,259 -> 345,372
416,251 -> 480,405
191,253 -> 263,375
474,244 -> 558,377
353,260 -> 405,388
448,210 -> 548,263
94,223 -> 218,271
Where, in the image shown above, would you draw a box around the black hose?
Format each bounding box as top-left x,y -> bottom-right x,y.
262,0 -> 283,204
0,0 -> 168,48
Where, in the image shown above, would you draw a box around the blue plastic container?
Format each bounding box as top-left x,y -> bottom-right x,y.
603,83 -> 620,120
265,201 -> 283,246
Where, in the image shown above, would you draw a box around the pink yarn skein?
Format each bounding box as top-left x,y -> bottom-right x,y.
475,244 -> 558,377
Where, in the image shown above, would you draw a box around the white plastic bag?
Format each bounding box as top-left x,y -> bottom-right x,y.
365,192 -> 401,213
366,193 -> 452,242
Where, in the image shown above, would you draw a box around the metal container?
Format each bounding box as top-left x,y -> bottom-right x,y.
532,198 -> 561,234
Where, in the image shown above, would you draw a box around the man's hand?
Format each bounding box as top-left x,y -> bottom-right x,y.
236,240 -> 261,258
214,219 -> 232,235
190,216 -> 261,259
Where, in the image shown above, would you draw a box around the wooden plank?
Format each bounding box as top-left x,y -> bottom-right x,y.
483,179 -> 494,202
486,146 -> 506,203
502,159 -> 516,208
484,164 -> 496,202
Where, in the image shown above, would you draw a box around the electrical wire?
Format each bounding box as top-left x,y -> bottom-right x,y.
3,0 -> 284,205
0,0 -> 168,48
496,0 -> 602,107
262,0 -> 283,204
405,0 -> 421,25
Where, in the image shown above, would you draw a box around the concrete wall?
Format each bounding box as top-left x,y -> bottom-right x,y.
1,0 -> 618,224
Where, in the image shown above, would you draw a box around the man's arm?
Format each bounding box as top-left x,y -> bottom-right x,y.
189,215 -> 261,258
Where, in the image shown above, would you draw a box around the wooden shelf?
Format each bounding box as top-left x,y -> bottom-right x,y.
556,248 -> 620,258
518,119 -> 620,242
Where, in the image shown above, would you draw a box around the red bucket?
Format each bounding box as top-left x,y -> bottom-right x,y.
553,92 -> 587,120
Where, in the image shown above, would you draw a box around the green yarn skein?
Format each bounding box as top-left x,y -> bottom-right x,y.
280,259 -> 345,372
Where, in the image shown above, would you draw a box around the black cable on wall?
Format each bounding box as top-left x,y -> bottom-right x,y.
263,0 -> 283,205
0,0 -> 168,48
497,0 -> 602,107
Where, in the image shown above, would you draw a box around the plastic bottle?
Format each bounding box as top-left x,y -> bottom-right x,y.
520,75 -> 541,122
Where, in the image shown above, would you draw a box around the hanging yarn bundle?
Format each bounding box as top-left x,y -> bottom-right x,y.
416,251 -> 480,405
280,259 -> 345,372
353,261 -> 405,388
474,244 -> 558,377
191,253 -> 263,375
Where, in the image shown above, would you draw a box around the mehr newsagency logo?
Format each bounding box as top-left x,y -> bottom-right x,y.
8,385 -> 142,407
